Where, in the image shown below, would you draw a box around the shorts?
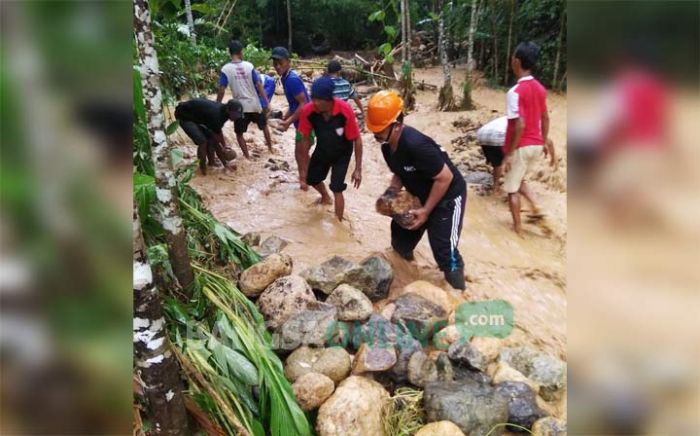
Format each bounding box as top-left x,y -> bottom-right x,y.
234,112 -> 266,134
503,145 -> 543,193
481,145 -> 505,167
179,120 -> 215,145
295,129 -> 316,143
306,145 -> 353,193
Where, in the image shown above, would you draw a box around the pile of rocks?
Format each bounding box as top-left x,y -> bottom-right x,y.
236,247 -> 567,435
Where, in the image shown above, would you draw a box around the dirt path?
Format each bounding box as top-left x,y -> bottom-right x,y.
178,66 -> 567,363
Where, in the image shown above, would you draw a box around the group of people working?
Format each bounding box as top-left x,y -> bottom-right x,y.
174,39 -> 554,290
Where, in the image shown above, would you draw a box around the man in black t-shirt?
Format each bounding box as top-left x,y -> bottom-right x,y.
367,91 -> 467,290
174,98 -> 243,175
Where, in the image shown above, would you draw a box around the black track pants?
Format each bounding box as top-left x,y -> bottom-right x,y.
391,191 -> 466,272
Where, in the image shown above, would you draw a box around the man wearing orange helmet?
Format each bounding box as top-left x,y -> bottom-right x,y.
366,91 -> 467,290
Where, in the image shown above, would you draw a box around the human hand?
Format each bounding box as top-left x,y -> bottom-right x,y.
503,155 -> 512,173
407,207 -> 429,230
352,168 -> 362,189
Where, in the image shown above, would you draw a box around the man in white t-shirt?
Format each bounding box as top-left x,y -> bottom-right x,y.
217,40 -> 272,158
476,116 -> 507,195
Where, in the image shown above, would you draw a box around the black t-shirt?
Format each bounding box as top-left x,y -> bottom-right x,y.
381,125 -> 465,204
174,99 -> 229,134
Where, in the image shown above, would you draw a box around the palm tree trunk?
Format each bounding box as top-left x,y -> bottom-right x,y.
133,206 -> 189,436
134,0 -> 194,291
504,0 -> 514,85
437,0 -> 455,110
552,10 -> 565,91
405,0 -> 412,63
184,0 -> 196,44
400,0 -> 406,62
286,0 -> 293,51
467,0 -> 478,74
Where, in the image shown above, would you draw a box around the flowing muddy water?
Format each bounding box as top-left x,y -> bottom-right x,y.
179,66 -> 567,372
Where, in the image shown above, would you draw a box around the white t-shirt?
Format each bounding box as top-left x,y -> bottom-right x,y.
476,116 -> 508,147
221,60 -> 262,113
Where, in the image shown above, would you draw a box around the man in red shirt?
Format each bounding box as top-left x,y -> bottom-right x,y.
297,77 -> 363,221
503,42 -> 556,234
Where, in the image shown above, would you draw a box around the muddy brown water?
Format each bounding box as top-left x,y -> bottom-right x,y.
177,68 -> 567,415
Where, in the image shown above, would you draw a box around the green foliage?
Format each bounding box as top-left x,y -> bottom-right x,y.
242,43 -> 272,71
167,268 -> 312,436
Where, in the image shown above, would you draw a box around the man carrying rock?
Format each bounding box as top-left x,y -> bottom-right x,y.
297,77 -> 363,221
217,40 -> 272,157
174,98 -> 243,175
367,91 -> 467,290
476,116 -> 507,195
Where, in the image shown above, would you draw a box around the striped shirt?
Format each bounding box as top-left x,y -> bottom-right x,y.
331,76 -> 357,101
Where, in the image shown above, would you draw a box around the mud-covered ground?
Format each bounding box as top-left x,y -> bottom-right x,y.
173,65 -> 567,416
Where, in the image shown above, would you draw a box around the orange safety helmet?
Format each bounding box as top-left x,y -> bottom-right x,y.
366,90 -> 404,133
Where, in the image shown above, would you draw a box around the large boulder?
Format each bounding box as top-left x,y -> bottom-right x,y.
531,417 -> 566,436
257,275 -> 316,330
238,253 -> 293,297
316,376 -> 389,436
448,341 -> 487,372
343,255 -> 394,301
292,372 -> 335,411
376,189 -> 422,228
274,301 -> 338,350
301,256 -> 356,294
499,347 -> 566,401
436,352 -> 454,382
285,346 -> 351,384
423,381 -> 509,436
391,293 -> 447,335
415,421 -> 466,436
326,284 -> 373,321
352,343 -> 397,374
408,351 -> 438,387
495,381 -> 547,432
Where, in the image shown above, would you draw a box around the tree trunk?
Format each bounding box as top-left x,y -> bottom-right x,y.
400,0 -> 406,63
405,0 -> 412,63
133,206 -> 189,436
437,0 -> 455,111
504,0 -> 514,85
492,14 -> 499,84
134,0 -> 194,292
184,0 -> 196,44
447,0 -> 454,64
286,0 -> 293,51
552,10 -> 565,91
466,0 -> 478,74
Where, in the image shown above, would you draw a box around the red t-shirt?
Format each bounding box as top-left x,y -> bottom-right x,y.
503,76 -> 548,153
298,98 -> 360,141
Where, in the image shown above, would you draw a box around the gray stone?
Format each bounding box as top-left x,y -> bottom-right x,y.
495,382 -> 547,432
387,328 -> 422,383
257,235 -> 289,256
423,381 -> 510,436
500,347 -> 566,401
326,284 -> 373,321
284,346 -> 351,384
343,255 -> 394,301
241,232 -> 261,247
436,352 -> 454,382
257,275 -> 316,330
352,343 -> 397,374
274,301 -> 337,350
448,341 -> 488,372
391,293 -> 447,334
531,417 -> 566,436
408,351 -> 438,387
351,314 -> 397,350
301,256 -> 356,294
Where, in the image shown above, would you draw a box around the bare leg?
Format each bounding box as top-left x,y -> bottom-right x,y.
492,165 -> 503,195
263,125 -> 273,151
236,133 -> 251,159
508,192 -> 522,234
519,181 -> 540,213
197,142 -> 207,175
333,192 -> 345,221
312,182 -> 333,205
